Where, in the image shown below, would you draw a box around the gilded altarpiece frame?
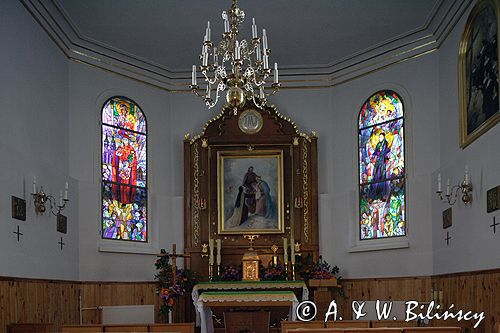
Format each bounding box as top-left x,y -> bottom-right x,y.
183,102 -> 319,282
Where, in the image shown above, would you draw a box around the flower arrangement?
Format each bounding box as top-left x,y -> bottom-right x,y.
215,264 -> 243,281
299,255 -> 340,282
259,261 -> 287,281
154,251 -> 197,321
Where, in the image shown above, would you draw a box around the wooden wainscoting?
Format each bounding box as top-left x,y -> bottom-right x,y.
0,269 -> 498,333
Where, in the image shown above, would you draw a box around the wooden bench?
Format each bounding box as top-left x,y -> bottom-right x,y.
61,325 -> 104,332
149,323 -> 195,333
404,328 -> 461,333
326,320 -> 371,328
7,323 -> 55,333
370,321 -> 416,328
281,320 -> 324,332
104,324 -> 149,332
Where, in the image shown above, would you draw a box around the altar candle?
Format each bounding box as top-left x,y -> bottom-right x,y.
283,238 -> 288,263
437,173 -> 442,192
209,238 -> 214,265
290,237 -> 295,264
216,239 -> 221,266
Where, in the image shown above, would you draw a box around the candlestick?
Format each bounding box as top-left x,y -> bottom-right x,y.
465,165 -> 469,185
224,17 -> 229,33
283,237 -> 288,263
262,29 -> 268,49
263,54 -> 269,69
252,18 -> 257,39
256,44 -> 262,62
290,237 -> 295,265
64,181 -> 68,200
205,21 -> 211,42
437,173 -> 442,192
235,40 -> 240,60
208,238 -> 214,266
216,239 -> 221,266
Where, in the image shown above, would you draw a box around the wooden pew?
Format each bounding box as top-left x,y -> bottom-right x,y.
149,323 -> 195,333
104,324 -> 149,332
403,328 -> 461,333
7,323 -> 55,333
342,329 -> 403,333
326,320 -> 370,328
371,321 -> 416,328
61,325 -> 104,332
288,329 -> 345,333
281,320 -> 324,332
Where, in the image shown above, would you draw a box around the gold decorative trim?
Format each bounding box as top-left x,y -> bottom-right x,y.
302,142 -> 310,243
458,0 -> 500,148
193,143 -> 201,247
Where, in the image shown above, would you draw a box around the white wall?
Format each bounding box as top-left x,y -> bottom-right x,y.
432,4 -> 500,274
0,0 -> 78,280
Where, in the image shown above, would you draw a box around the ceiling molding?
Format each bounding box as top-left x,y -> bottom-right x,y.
21,0 -> 472,92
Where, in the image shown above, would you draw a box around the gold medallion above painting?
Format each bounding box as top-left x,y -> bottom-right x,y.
183,102 -> 319,281
459,0 -> 500,148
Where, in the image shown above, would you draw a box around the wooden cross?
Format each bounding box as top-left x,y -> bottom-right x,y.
445,232 -> 451,246
13,225 -> 23,242
58,237 -> 65,250
159,244 -> 191,285
490,216 -> 498,234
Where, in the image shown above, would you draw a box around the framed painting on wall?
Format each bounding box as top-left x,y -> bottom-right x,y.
217,150 -> 284,234
459,0 -> 500,148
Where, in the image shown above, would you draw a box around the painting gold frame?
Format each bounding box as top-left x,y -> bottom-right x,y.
217,150 -> 284,235
459,0 -> 500,148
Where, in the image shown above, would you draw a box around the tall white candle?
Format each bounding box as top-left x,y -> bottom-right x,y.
64,181 -> 68,200
256,44 -> 262,62
202,46 -> 208,66
290,237 -> 295,265
274,62 -> 278,84
216,239 -> 221,266
283,238 -> 288,263
437,173 -> 442,192
209,238 -> 214,265
192,65 -> 197,86
263,54 -> 269,69
33,176 -> 37,194
252,18 -> 257,39
446,178 -> 451,196
224,18 -> 230,33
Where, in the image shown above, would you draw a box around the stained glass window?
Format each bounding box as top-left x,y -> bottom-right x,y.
101,97 -> 147,242
358,90 -> 405,240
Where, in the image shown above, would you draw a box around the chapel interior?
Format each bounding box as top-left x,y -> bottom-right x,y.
1,0 -> 499,333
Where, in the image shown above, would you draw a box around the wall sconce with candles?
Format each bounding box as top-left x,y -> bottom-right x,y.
436,166 -> 473,206
31,176 -> 69,216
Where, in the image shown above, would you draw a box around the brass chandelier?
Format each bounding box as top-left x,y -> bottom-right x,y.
190,0 -> 281,113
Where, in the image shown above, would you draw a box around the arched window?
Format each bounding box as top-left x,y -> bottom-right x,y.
101,97 -> 147,242
358,90 -> 405,240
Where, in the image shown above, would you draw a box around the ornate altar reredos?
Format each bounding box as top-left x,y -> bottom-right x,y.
183,102 -> 319,278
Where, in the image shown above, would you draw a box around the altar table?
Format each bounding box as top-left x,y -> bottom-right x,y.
195,291 -> 299,333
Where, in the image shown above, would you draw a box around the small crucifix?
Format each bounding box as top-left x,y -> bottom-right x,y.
58,237 -> 65,250
243,235 -> 259,250
13,225 -> 23,242
445,232 -> 451,246
490,216 -> 498,234
159,244 -> 191,285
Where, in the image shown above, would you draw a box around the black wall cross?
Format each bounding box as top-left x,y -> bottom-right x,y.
58,237 -> 65,250
13,225 -> 23,242
490,216 -> 498,234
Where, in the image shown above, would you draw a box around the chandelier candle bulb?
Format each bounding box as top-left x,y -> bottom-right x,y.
235,40 -> 240,60
274,62 -> 278,83
205,21 -> 211,42
437,173 -> 442,192
192,65 -> 197,86
252,18 -> 257,39
224,17 -> 229,33
263,54 -> 269,69
262,29 -> 268,50
256,44 -> 262,61
283,238 -> 288,263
